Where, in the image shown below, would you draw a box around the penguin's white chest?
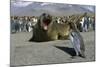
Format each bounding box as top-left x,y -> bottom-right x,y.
70,32 -> 81,51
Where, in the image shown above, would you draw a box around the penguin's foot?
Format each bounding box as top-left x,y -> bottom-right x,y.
79,54 -> 86,58
71,54 -> 86,59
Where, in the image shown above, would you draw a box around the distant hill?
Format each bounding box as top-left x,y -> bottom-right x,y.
11,1 -> 95,16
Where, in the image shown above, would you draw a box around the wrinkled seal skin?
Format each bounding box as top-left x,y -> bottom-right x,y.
29,13 -> 70,42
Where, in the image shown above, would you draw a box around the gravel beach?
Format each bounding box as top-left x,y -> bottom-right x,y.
10,31 -> 95,66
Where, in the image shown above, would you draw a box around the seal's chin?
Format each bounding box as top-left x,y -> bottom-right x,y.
43,25 -> 48,30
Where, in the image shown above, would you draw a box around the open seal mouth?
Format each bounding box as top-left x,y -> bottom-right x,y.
42,18 -> 51,30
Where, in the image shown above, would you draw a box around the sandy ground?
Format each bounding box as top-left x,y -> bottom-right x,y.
10,31 -> 95,66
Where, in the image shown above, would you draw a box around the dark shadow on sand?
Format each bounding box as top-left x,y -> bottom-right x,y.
54,46 -> 76,56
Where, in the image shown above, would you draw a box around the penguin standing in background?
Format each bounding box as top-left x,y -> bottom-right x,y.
69,22 -> 85,58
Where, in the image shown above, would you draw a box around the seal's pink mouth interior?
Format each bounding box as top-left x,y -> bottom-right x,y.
42,19 -> 51,30
43,19 -> 51,26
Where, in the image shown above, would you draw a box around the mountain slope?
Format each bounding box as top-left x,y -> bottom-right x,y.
11,2 -> 95,16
